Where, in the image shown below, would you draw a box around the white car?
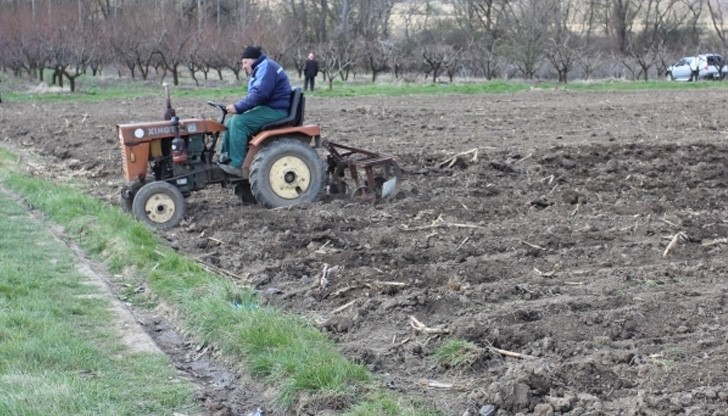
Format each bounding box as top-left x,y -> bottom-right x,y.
666,54 -> 728,81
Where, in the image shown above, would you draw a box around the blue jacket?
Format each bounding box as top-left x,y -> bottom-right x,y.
234,54 -> 291,113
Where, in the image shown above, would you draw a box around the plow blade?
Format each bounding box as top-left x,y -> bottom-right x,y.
323,140 -> 402,202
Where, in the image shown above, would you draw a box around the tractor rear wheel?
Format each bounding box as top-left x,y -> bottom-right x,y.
250,138 -> 324,208
131,181 -> 186,230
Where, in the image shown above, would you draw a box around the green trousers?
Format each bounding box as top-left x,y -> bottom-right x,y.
221,106 -> 288,168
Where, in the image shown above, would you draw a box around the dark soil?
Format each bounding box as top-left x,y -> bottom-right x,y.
2,86 -> 728,416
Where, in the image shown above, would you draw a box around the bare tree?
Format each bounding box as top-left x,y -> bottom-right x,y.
391,38 -> 418,79
110,6 -> 163,80
197,28 -> 228,81
608,0 -> 642,54
546,39 -> 581,83
578,50 -> 608,79
420,26 -> 467,83
42,6 -> 101,91
682,0 -> 706,49
500,0 -> 550,79
450,0 -> 509,79
543,0 -> 582,83
319,39 -> 358,89
89,24 -> 113,76
422,43 -> 448,82
707,0 -> 728,51
185,33 -> 206,86
7,0 -> 728,87
394,0 -> 439,40
362,39 -> 394,82
0,8 -> 48,79
626,0 -> 686,80
352,0 -> 397,41
282,0 -> 331,44
156,25 -> 194,86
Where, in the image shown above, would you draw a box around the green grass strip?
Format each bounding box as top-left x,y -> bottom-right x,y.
0,146 -> 433,414
5,73 -> 728,103
0,184 -> 198,415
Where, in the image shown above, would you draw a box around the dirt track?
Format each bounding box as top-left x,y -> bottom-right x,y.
2,86 -> 728,415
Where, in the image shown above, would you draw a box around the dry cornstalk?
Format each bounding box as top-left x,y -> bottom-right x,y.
515,153 -> 533,164
533,267 -> 557,277
368,280 -> 407,287
392,336 -> 410,346
409,316 -> 449,335
416,379 -> 468,391
330,285 -> 360,297
331,300 -> 356,314
702,237 -> 728,247
520,240 -> 546,251
401,214 -> 484,232
380,337 -> 412,356
198,260 -> 247,281
193,346 -> 209,361
437,148 -> 479,169
417,379 -> 452,389
663,232 -> 687,257
418,379 -> 448,389
481,340 -> 534,360
316,263 -> 339,289
660,217 -> 679,227
314,240 -> 331,254
570,201 -> 581,217
540,174 -> 555,185
515,283 -> 533,294
455,236 -> 469,251
487,346 -> 535,360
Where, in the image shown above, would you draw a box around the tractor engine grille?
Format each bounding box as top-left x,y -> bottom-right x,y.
118,128 -> 130,178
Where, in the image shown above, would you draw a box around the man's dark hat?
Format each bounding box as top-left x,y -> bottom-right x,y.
241,46 -> 262,59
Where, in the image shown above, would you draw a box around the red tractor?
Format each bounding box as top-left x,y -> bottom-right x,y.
117,85 -> 401,229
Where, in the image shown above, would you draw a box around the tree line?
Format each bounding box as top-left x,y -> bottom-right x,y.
2,0 -> 728,91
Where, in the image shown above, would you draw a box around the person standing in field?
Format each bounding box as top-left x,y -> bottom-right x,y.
303,52 -> 319,92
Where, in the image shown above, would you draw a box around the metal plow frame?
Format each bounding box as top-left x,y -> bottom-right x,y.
324,140 -> 402,202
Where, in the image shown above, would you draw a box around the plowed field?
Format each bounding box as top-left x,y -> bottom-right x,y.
3,86 -> 728,415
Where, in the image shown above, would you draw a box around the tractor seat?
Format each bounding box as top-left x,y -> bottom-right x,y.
258,87 -> 305,131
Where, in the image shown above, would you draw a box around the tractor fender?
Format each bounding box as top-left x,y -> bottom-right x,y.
243,125 -> 321,172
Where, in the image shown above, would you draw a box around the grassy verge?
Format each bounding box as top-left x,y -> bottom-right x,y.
0,159 -> 199,415
0,148 -> 435,415
3,70 -> 728,102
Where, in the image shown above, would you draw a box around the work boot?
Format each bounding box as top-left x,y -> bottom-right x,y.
217,153 -> 231,164
219,163 -> 244,177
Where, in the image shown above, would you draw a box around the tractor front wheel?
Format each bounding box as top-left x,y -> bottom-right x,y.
250,138 -> 325,208
234,180 -> 257,205
120,192 -> 133,213
131,181 -> 186,230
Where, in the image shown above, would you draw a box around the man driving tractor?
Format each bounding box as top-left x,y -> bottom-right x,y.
218,45 -> 292,177
116,44 -> 401,230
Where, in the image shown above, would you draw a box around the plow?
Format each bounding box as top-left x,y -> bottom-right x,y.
116,85 -> 402,229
